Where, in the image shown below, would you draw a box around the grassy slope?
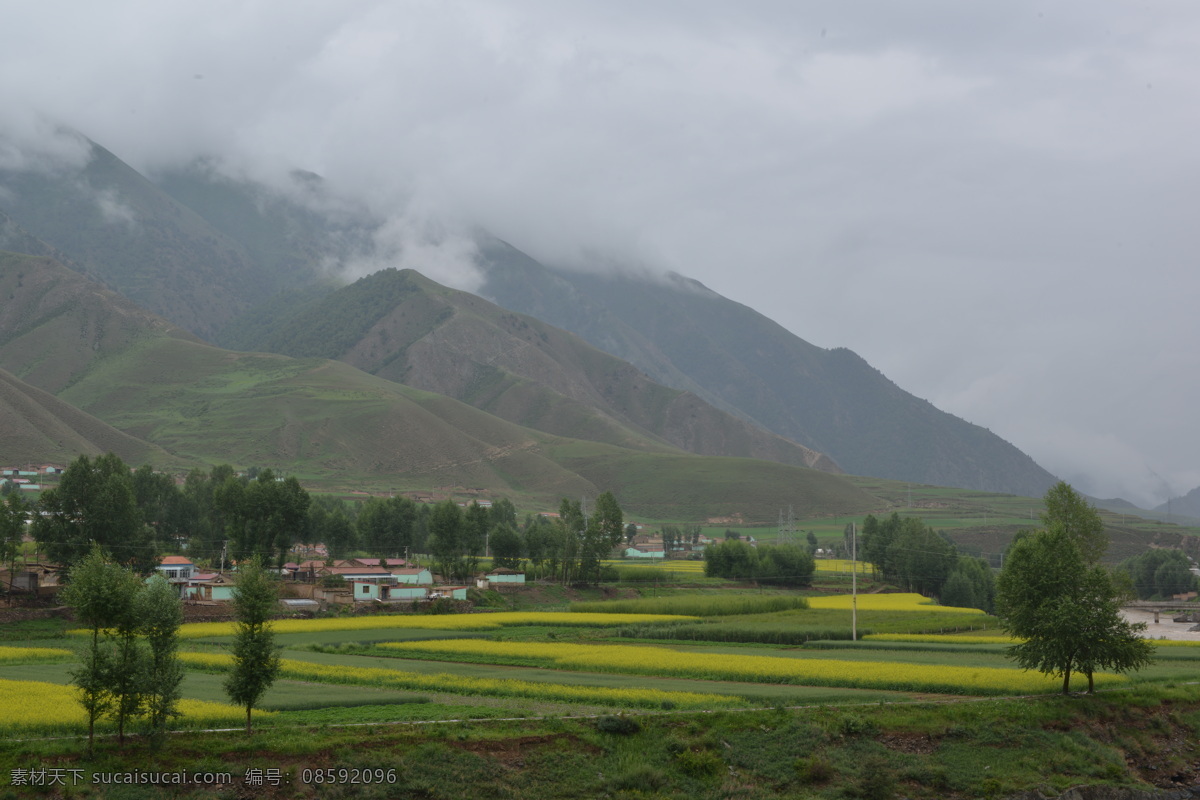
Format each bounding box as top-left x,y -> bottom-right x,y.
231,267 -> 838,472
0,366 -> 183,468
2,252 -> 877,518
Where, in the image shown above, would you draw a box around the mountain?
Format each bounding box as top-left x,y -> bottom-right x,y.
0,366 -> 182,469
0,251 -> 873,521
0,133 -> 1057,496
0,136 -> 342,339
1155,487 -> 1200,523
476,238 -> 1059,497
226,267 -> 838,472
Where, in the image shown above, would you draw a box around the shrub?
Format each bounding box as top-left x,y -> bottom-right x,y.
794,755 -> 835,784
675,749 -> 724,779
596,715 -> 641,735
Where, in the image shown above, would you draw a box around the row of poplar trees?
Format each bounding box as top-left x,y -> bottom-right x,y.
63,548 -> 280,752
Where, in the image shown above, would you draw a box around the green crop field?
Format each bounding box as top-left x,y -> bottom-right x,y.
4,591 -> 1200,798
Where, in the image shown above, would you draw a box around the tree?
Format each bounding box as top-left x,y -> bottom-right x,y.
997,521 -> 1153,695
941,557 -> 996,613
224,557 -> 280,733
137,574 -> 184,739
60,546 -> 140,751
489,498 -> 518,530
33,454 -> 156,574
463,501 -> 490,573
356,495 -> 415,559
428,499 -> 466,580
524,516 -> 556,578
556,499 -> 583,584
1120,549 -> 1198,599
1041,480 -> 1106,561
887,518 -> 958,596
577,492 -> 624,584
1,492 -> 29,580
489,524 -> 523,569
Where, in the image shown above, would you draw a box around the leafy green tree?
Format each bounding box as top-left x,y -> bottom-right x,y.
704,538 -> 756,580
940,557 -> 996,613
1,492 -> 29,577
219,470 -> 310,566
1120,549 -> 1197,599
33,454 -> 156,574
1041,480 -> 1106,562
224,557 -> 281,734
488,498 -> 518,530
306,496 -> 357,560
428,499 -> 466,580
576,492 -> 624,584
181,466 -> 229,563
489,524 -> 523,569
523,515 -> 556,578
859,513 -> 900,580
137,575 -> 184,739
556,499 -> 584,584
356,495 -> 415,559
997,521 -> 1153,694
131,465 -> 190,547
756,544 -> 815,587
887,518 -> 958,596
60,546 -> 140,751
463,501 -> 490,574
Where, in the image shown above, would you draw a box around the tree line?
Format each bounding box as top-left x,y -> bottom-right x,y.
858,513 -> 996,613
23,454 -> 633,584
702,539 -> 816,587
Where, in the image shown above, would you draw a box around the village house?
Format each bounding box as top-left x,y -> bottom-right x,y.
156,555 -> 196,581
477,567 -> 526,589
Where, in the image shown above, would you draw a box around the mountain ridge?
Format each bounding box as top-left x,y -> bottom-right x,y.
225,266 -> 840,473
0,132 -> 1058,497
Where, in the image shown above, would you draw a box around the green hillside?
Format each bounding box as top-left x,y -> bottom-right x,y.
0,133 -> 1059,502
0,251 -> 877,519
230,267 -> 838,472
0,367 -> 184,469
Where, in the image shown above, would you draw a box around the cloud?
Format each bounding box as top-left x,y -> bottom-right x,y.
0,112 -> 92,174
341,204 -> 484,293
2,0 -> 1199,502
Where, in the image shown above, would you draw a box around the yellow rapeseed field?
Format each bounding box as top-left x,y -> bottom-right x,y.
864,634 -> 1016,644
806,593 -> 985,614
0,646 -> 74,663
378,639 -> 1116,695
155,611 -> 699,639
813,559 -> 870,574
0,679 -> 272,731
178,652 -> 737,709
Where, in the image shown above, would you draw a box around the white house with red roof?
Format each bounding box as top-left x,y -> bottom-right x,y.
156,556 -> 195,581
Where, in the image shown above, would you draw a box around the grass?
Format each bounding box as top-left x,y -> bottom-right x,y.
3,684 -> 1196,798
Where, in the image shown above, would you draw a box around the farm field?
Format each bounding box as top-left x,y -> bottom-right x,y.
4,590 -> 1200,796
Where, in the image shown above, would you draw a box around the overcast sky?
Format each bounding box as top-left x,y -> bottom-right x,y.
3,1 -> 1197,507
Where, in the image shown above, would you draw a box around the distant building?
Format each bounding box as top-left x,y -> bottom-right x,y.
156,556 -> 195,581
